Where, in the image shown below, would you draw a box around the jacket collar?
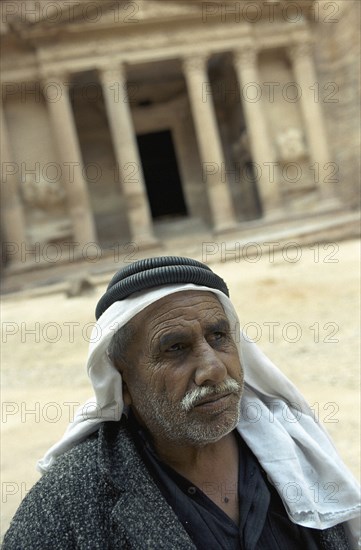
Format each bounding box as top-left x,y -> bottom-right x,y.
97,419 -> 196,550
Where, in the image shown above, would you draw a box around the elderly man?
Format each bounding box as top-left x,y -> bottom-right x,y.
3,257 -> 360,549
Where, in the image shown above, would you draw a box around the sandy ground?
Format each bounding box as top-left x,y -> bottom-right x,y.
1,238 -> 360,538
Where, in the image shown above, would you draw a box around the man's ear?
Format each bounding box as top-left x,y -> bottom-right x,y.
122,380 -> 132,406
115,359 -> 133,406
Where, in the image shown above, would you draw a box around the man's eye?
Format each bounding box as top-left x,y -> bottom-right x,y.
211,331 -> 231,344
166,343 -> 184,352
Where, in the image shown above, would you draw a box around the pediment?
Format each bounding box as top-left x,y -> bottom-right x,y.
1,0 -> 315,37
87,0 -> 203,27
2,0 -> 204,34
137,0 -> 203,20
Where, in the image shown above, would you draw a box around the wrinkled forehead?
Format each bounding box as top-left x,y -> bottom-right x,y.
129,290 -> 227,332
88,284 -> 241,371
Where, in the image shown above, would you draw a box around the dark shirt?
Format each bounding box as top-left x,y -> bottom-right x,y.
126,411 -> 323,550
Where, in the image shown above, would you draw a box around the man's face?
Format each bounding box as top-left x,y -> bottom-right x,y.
120,291 -> 244,447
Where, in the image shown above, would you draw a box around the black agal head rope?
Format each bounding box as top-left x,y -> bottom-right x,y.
95,256 -> 229,320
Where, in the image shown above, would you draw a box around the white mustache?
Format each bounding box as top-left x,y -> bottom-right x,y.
180,379 -> 242,412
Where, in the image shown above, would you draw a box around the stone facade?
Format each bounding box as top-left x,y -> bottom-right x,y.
313,0 -> 361,208
1,0 -> 359,266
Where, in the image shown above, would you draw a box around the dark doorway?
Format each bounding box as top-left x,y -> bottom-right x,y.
137,130 -> 188,219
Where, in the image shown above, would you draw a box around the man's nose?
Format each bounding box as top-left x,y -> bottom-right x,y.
194,342 -> 227,386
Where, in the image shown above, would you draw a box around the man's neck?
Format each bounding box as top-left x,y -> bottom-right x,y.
151,430 -> 238,481
128,411 -> 240,525
153,430 -> 240,525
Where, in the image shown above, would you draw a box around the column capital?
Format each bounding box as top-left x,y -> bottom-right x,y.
40,71 -> 73,105
98,62 -> 126,84
233,47 -> 258,69
288,41 -> 313,62
182,54 -> 209,75
40,68 -> 70,86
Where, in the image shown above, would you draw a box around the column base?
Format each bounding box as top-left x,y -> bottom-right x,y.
212,221 -> 240,235
261,199 -> 345,228
260,206 -> 285,221
2,259 -> 29,275
318,187 -> 342,206
258,192 -> 284,219
135,235 -> 161,251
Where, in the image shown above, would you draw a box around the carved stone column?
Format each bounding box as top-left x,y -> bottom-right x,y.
182,55 -> 237,232
172,115 -> 206,221
43,73 -> 97,248
0,102 -> 27,264
99,64 -> 157,245
233,48 -> 279,213
289,42 -> 333,196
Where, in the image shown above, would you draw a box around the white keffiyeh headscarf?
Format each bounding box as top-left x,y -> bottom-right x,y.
37,284 -> 360,547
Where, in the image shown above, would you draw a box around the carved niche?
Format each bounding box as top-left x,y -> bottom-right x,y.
21,173 -> 65,210
276,127 -> 307,161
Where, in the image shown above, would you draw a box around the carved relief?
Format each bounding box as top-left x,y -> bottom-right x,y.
21,173 -> 65,209
276,127 -> 307,161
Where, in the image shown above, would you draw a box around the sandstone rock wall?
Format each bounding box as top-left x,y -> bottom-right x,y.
313,0 -> 361,207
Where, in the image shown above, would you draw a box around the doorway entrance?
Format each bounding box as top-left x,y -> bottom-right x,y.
137,130 -> 188,219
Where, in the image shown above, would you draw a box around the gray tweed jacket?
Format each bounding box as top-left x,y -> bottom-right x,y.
3,420 -> 351,550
